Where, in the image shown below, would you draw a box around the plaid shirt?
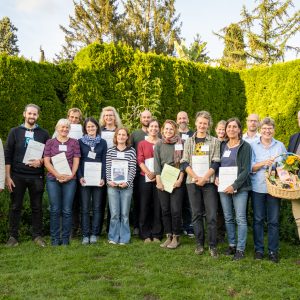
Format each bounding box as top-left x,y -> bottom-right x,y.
180,133 -> 221,184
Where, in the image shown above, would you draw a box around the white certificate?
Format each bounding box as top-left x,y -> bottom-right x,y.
111,160 -> 128,183
51,152 -> 72,176
68,124 -> 83,140
84,162 -> 102,186
23,140 -> 45,164
145,157 -> 154,182
101,131 -> 115,148
218,166 -> 238,192
192,155 -> 209,177
161,164 -> 180,193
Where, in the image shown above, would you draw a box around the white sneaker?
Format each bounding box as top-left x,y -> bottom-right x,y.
90,235 -> 98,244
108,240 -> 117,245
82,237 -> 89,245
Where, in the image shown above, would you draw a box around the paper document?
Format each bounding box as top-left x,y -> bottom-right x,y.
51,152 -> 72,176
111,160 -> 128,183
161,164 -> 180,193
23,140 -> 45,164
218,167 -> 238,192
84,162 -> 102,186
192,155 -> 209,177
145,158 -> 154,182
68,124 -> 83,140
101,131 -> 115,148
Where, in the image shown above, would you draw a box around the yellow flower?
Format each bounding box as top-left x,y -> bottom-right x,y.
286,156 -> 296,165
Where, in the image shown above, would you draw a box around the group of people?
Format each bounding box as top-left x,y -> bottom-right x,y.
1,104 -> 300,264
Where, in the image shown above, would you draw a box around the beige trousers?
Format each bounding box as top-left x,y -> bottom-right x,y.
292,199 -> 300,239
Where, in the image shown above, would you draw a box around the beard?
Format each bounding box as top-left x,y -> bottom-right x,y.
178,122 -> 188,130
142,121 -> 150,127
26,118 -> 37,126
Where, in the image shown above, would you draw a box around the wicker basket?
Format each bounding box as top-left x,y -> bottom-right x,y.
265,152 -> 300,200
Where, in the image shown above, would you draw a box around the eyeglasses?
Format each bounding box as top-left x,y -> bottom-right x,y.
261,127 -> 274,131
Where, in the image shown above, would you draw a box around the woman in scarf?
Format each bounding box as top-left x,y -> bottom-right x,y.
78,117 -> 107,245
154,120 -> 184,249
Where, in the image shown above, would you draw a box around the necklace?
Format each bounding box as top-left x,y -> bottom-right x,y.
227,140 -> 240,148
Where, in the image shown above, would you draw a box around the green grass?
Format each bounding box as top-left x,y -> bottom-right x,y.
0,235 -> 299,300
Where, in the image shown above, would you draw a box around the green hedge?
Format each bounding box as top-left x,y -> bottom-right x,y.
240,60 -> 300,145
0,43 -> 299,243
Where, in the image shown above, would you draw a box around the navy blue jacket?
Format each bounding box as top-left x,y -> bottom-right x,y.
287,132 -> 300,154
77,139 -> 107,180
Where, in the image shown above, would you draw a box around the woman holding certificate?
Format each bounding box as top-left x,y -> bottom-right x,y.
106,128 -> 136,245
154,120 -> 184,249
137,119 -> 162,243
181,111 -> 220,257
44,119 -> 81,246
217,118 -> 252,260
78,117 -> 107,245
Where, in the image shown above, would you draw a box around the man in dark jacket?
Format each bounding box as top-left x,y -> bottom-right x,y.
5,104 -> 49,247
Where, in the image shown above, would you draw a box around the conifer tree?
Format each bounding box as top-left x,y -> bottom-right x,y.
0,17 -> 19,56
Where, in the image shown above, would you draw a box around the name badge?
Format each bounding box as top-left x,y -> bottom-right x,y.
117,151 -> 125,159
181,134 -> 189,140
201,145 -> 209,152
59,144 -> 67,152
25,131 -> 34,138
223,150 -> 231,158
144,136 -> 149,141
175,144 -> 183,151
88,151 -> 96,159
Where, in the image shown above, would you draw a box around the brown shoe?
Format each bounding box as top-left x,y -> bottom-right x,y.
194,244 -> 204,255
6,236 -> 19,247
153,238 -> 161,243
34,236 -> 46,247
160,234 -> 172,248
167,235 -> 180,249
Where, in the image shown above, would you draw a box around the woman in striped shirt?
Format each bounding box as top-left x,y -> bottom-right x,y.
106,128 -> 136,245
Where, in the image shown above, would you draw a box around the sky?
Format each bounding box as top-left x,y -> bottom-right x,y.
0,0 -> 299,62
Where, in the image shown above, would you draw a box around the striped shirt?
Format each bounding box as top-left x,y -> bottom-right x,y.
106,146 -> 136,188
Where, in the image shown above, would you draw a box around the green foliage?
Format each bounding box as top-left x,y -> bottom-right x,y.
240,59 -> 300,145
0,16 -> 19,56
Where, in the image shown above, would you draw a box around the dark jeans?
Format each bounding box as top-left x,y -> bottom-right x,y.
252,191 -> 280,254
81,186 -> 104,237
187,183 -> 218,247
9,174 -> 44,239
181,183 -> 193,232
217,194 -> 226,241
139,176 -> 163,239
131,174 -> 140,229
157,186 -> 183,235
99,185 -> 110,235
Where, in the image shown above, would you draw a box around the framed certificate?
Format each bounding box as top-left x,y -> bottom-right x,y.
84,162 -> 102,186
218,166 -> 238,192
192,155 -> 209,177
111,160 -> 128,183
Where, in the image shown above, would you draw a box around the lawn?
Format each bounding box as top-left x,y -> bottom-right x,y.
0,234 -> 299,299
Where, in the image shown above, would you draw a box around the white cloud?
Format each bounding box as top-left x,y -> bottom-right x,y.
14,0 -> 60,14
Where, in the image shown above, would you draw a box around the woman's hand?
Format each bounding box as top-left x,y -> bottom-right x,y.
108,181 -> 118,187
173,179 -> 182,188
224,185 -> 235,194
80,177 -> 86,186
195,177 -> 208,187
215,177 -> 219,186
146,171 -> 156,181
118,182 -> 128,188
99,179 -> 105,187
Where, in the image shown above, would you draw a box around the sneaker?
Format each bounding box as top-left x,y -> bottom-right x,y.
34,236 -> 46,247
108,240 -> 117,245
194,244 -> 204,255
90,235 -> 98,244
233,250 -> 245,261
133,228 -> 139,236
187,229 -> 195,238
269,252 -> 279,263
144,238 -> 152,244
224,246 -> 236,256
119,242 -> 126,245
6,236 -> 19,247
82,237 -> 89,245
254,251 -> 264,260
209,247 -> 218,258
153,238 -> 161,243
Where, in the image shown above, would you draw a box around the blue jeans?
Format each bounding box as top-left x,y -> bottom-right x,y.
107,187 -> 133,244
252,192 -> 280,253
219,191 -> 248,251
47,178 -> 77,245
80,186 -> 104,237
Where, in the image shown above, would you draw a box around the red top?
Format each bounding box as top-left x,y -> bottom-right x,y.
137,140 -> 156,176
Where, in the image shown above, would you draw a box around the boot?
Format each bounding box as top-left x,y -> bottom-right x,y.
167,234 -> 180,249
160,234 -> 172,248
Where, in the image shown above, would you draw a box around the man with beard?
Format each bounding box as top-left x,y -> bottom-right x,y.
243,114 -> 261,144
130,110 -> 152,235
5,104 -> 49,247
176,111 -> 194,237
